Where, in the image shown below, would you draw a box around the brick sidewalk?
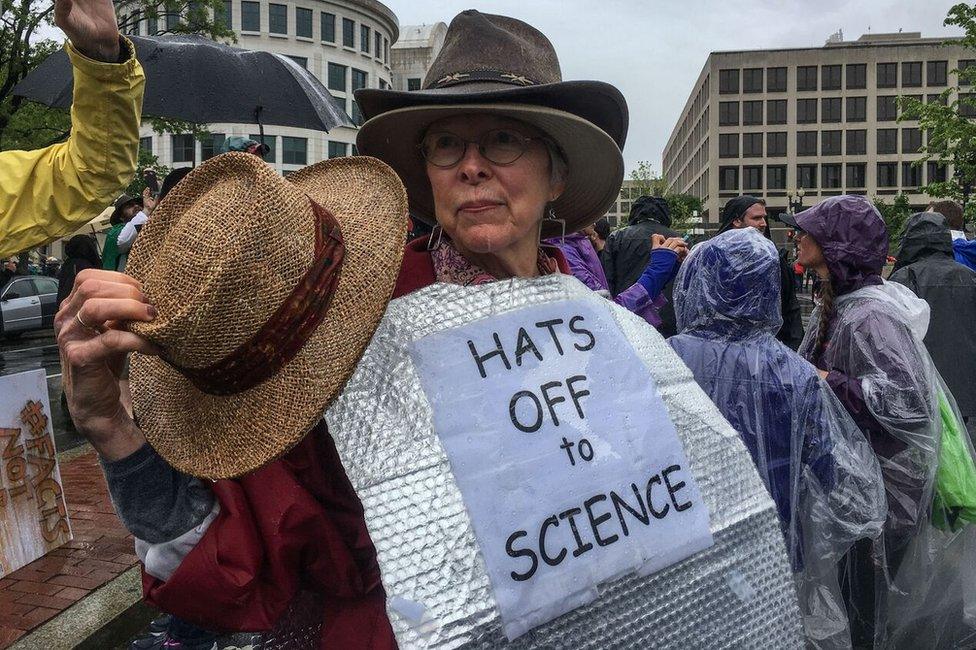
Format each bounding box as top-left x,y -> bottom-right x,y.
0,447 -> 139,648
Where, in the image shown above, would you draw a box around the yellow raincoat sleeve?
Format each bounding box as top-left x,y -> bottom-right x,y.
0,37 -> 146,258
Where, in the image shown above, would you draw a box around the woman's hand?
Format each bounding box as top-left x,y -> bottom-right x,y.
55,0 -> 122,63
142,187 -> 158,215
652,235 -> 689,260
56,269 -> 161,460
817,369 -> 830,380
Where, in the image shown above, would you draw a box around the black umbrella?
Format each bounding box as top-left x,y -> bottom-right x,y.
13,34 -> 353,136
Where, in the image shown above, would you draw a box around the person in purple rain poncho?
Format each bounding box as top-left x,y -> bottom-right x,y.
784,195 -> 976,649
668,227 -> 886,648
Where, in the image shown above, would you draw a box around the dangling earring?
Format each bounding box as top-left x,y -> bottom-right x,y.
543,206 -> 566,244
426,224 -> 443,251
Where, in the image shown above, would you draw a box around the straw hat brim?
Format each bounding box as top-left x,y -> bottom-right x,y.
356,103 -> 624,238
129,156 -> 408,479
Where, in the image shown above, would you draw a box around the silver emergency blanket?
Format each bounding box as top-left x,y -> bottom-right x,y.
326,275 -> 803,648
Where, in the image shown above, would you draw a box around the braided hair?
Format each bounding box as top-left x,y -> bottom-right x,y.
811,275 -> 835,362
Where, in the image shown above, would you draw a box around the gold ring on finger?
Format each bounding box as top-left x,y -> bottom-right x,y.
75,312 -> 100,333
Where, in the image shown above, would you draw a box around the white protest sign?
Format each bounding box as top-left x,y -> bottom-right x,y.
410,299 -> 713,640
0,369 -> 72,578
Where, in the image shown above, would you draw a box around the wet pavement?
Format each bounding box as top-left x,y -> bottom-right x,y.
0,329 -> 87,454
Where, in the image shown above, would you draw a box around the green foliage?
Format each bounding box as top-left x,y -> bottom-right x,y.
628,160 -> 702,234
125,148 -> 171,196
873,194 -> 912,250
897,2 -> 976,224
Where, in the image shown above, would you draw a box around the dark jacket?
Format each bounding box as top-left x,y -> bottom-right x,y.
603,196 -> 680,336
56,235 -> 101,306
890,213 -> 976,417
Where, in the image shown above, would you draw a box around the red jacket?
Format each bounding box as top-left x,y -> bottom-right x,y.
142,238 -> 569,648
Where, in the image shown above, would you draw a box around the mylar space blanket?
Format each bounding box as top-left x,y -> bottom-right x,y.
326,275 -> 803,648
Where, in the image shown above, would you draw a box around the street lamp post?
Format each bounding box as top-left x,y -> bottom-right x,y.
787,187 -> 806,215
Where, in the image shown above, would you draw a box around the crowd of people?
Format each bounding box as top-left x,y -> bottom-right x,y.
2,0 -> 976,648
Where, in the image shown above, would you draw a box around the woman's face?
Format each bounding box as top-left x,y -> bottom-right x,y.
424,114 -> 565,255
796,231 -> 826,269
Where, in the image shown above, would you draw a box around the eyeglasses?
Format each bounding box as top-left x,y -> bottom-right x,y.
419,129 -> 547,168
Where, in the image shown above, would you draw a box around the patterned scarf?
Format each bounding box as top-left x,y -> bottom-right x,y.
430,239 -> 560,286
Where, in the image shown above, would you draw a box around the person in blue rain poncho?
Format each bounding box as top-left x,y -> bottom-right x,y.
669,228 -> 887,649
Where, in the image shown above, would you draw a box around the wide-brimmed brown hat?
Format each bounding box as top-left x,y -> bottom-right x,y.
355,10 -> 628,237
124,152 -> 408,479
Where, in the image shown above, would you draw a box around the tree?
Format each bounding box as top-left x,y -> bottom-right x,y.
873,194 -> 912,251
898,2 -> 976,225
628,160 -> 702,234
0,0 -> 234,151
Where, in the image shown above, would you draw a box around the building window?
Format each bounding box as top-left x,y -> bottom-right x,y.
719,133 -> 739,158
902,127 -> 922,153
201,133 -> 224,160
352,68 -> 367,91
902,62 -> 922,87
360,25 -> 370,53
268,3 -> 286,34
797,164 -> 817,189
743,165 -> 762,190
846,129 -> 866,155
877,62 -> 898,88
821,64 -> 842,90
797,131 -> 818,156
407,77 -> 422,91
927,161 -> 947,183
902,161 -> 921,188
767,165 -> 787,189
327,63 -> 346,91
960,93 -> 976,118
375,31 -> 382,58
719,101 -> 739,126
139,136 -> 152,153
846,63 -> 866,89
743,68 -> 763,93
282,137 -> 307,165
328,141 -> 349,158
295,7 -> 311,37
321,12 -> 335,41
342,18 -> 355,47
719,69 -> 739,94
928,60 -> 948,86
743,133 -> 763,157
767,67 -> 787,92
241,1 -> 259,31
822,97 -> 842,123
821,130 -> 842,155
877,162 -> 898,187
171,134 -> 195,163
960,60 -> 975,86
846,163 -> 866,188
384,37 -> 389,63
165,10 -> 179,30
822,163 -> 842,189
877,95 -> 898,122
928,92 -> 948,105
719,166 -> 739,191
797,98 -> 817,123
220,0 -> 231,29
877,128 -> 898,154
742,100 -> 762,125
249,134 -> 275,161
767,131 -> 787,157
767,99 -> 787,124
797,65 -> 818,91
846,96 -> 866,122
147,12 -> 158,34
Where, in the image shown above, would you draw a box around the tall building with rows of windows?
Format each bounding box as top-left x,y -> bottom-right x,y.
391,23 -> 447,92
662,31 -> 970,229
119,0 -> 399,174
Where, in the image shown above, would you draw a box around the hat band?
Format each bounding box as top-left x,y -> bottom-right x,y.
429,69 -> 539,89
167,200 -> 345,396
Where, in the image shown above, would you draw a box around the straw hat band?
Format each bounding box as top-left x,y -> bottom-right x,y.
165,200 -> 345,396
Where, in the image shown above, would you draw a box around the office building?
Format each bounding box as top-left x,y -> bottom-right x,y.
392,23 -> 448,91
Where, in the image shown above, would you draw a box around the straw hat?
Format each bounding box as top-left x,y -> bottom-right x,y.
124,152 -> 408,479
355,10 -> 628,237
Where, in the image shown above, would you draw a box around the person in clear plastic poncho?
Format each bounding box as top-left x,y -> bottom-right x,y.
669,228 -> 887,648
787,195 -> 976,649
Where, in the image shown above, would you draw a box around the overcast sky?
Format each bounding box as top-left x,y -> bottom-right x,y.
39,1 -> 965,174
379,0 -> 964,174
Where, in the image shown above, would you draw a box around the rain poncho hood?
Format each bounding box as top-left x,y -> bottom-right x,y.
627,195 -> 672,227
795,195 -> 887,295
671,229 -> 887,648
892,212 -> 953,273
717,195 -> 764,234
799,271 -> 976,647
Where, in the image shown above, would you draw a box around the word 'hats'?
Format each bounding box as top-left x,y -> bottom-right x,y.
355,10 -> 628,237
125,152 -> 408,479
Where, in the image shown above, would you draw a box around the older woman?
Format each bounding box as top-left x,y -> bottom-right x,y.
53,10 -> 663,650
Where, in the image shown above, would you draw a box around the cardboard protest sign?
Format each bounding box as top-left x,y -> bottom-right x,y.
410,299 -> 713,639
0,369 -> 72,578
